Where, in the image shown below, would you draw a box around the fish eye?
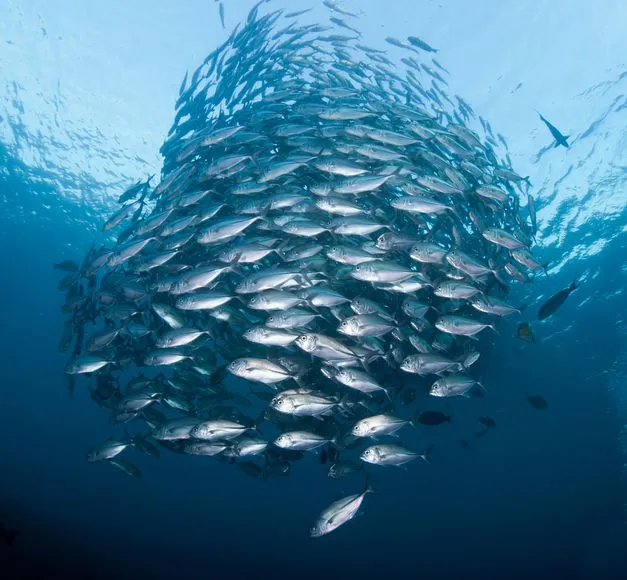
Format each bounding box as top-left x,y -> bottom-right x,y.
355,265 -> 361,271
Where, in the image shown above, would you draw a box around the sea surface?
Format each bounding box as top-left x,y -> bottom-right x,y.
1,1 -> 626,579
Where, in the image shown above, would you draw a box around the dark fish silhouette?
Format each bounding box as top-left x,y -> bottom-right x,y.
414,410 -> 451,426
219,2 -> 225,29
54,259 -> 79,272
0,523 -> 19,547
517,322 -> 535,343
538,281 -> 578,320
478,417 -> 496,428
526,395 -> 548,410
238,461 -> 266,480
399,387 -> 416,405
536,111 -> 570,148
407,36 -> 438,53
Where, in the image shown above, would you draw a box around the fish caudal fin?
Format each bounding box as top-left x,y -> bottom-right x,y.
418,444 -> 433,464
477,381 -> 490,394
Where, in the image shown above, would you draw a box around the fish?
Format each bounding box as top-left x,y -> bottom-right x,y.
517,322 -> 536,343
65,355 -> 111,375
109,458 -> 141,477
430,375 -> 482,398
352,414 -> 409,438
407,36 -> 438,53
219,2 -> 225,29
274,431 -> 331,451
535,110 -> 570,148
86,437 -> 133,462
310,477 -> 373,537
54,1 -> 549,538
328,459 -> 363,479
526,395 -> 548,410
414,410 -> 451,426
54,259 -> 79,272
538,281 -> 578,320
478,417 -> 496,428
361,444 -> 418,467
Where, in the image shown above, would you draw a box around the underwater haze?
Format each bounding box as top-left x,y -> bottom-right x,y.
1,1 -> 627,579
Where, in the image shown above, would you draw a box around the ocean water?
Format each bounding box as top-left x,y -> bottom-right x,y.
1,1 -> 626,579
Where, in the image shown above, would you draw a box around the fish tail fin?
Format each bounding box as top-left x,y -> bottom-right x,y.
419,444 -> 433,464
477,381 -> 490,394
337,394 -> 352,415
569,279 -> 579,292
489,324 -> 501,336
274,239 -> 291,260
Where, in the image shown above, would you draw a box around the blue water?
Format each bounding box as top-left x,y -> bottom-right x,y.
1,1 -> 626,578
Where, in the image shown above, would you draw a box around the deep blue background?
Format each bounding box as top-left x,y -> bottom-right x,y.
1,141 -> 626,580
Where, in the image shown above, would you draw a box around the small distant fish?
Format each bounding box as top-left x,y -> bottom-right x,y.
399,387 -> 416,405
219,2 -> 225,29
517,322 -> 535,343
238,461 -> 266,480
323,0 -> 358,18
285,9 -> 313,18
414,410 -> 451,426
328,459 -> 363,479
478,417 -> 496,428
109,457 -> 142,477
526,395 -> 548,410
407,35 -> 438,53
54,259 -> 79,272
538,281 -> 578,320
535,110 -> 570,148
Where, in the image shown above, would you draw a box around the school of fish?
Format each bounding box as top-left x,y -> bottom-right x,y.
55,0 -> 551,537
